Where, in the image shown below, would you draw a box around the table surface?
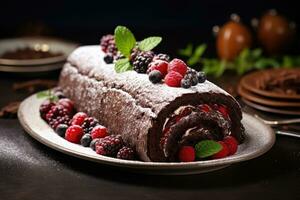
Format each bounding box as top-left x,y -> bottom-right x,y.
0,73 -> 299,200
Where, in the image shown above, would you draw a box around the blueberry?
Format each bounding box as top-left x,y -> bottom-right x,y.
104,54 -> 114,64
81,134 -> 92,147
55,124 -> 68,137
190,75 -> 199,86
90,138 -> 100,151
148,70 -> 163,84
197,71 -> 206,83
181,79 -> 191,88
54,91 -> 66,99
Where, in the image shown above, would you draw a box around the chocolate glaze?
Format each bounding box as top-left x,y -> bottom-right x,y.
59,46 -> 244,162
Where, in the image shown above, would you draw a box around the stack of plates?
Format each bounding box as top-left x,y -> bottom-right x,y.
238,69 -> 300,116
0,37 -> 77,74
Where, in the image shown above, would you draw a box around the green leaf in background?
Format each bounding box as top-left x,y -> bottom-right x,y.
178,43 -> 193,57
138,37 -> 162,51
114,26 -> 136,58
187,44 -> 207,66
254,58 -> 280,69
195,140 -> 222,159
114,58 -> 132,73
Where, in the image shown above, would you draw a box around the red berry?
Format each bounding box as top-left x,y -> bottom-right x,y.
58,98 -> 74,114
65,125 -> 84,143
212,141 -> 230,159
165,71 -> 183,87
91,125 -> 108,139
218,105 -> 229,118
168,58 -> 188,76
178,146 -> 195,162
199,104 -> 211,113
223,136 -> 238,155
71,112 -> 88,126
147,60 -> 168,76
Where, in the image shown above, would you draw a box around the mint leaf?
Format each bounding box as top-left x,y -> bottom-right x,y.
187,44 -> 207,65
178,43 -> 193,57
138,37 -> 162,51
36,90 -> 50,99
195,140 -> 222,158
114,26 -> 136,58
114,58 -> 132,73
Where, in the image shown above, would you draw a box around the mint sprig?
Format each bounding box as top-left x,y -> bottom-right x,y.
195,140 -> 222,159
36,90 -> 58,102
138,37 -> 162,51
113,26 -> 162,73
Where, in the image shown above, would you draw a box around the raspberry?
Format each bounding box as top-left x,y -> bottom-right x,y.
168,59 -> 188,76
95,135 -> 123,156
153,53 -> 170,62
117,146 -> 135,160
212,141 -> 230,159
65,125 -> 84,144
178,146 -> 195,162
71,112 -> 88,126
100,34 -> 117,55
223,136 -> 238,155
131,51 -> 154,73
147,60 -> 168,76
91,125 -> 108,139
39,100 -> 55,120
165,71 -> 183,87
81,117 -> 100,135
148,70 -> 163,84
218,105 -> 229,118
55,124 -> 69,137
57,98 -> 74,114
199,104 -> 211,113
80,134 -> 92,147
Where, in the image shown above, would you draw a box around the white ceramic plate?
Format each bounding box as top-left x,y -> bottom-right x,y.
18,93 -> 276,175
0,37 -> 77,66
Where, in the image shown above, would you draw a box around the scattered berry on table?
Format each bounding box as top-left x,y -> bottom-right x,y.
71,112 -> 88,126
90,138 -> 100,151
165,71 -> 183,87
95,135 -> 123,156
131,51 -> 154,73
153,53 -> 170,62
148,70 -> 163,84
80,134 -> 93,147
117,146 -> 135,160
178,146 -> 195,162
223,136 -> 238,155
57,98 -> 74,114
212,141 -> 229,159
147,60 -> 168,76
91,125 -> 108,139
81,117 -> 100,135
65,125 -> 84,144
168,58 -> 188,76
100,34 -> 117,55
180,79 -> 192,88
39,100 -> 55,120
55,124 -> 69,137
197,71 -> 206,83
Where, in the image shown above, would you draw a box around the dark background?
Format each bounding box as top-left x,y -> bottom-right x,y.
1,0 -> 299,56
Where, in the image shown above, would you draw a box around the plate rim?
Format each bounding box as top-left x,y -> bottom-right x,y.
17,93 -> 276,170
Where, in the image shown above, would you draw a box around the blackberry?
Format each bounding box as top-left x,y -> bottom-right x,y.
95,135 -> 123,156
117,146 -> 135,160
45,105 -> 70,123
39,100 -> 55,120
148,70 -> 163,83
55,124 -> 69,137
100,34 -> 117,55
197,71 -> 206,83
80,134 -> 92,147
181,79 -> 191,88
182,69 -> 198,87
153,53 -> 170,62
131,51 -> 154,73
49,115 -> 71,129
81,117 -> 99,135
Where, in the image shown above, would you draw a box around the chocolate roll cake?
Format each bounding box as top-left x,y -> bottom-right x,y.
59,46 -> 244,162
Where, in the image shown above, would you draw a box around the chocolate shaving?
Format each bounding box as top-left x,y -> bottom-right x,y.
13,79 -> 57,93
0,101 -> 21,118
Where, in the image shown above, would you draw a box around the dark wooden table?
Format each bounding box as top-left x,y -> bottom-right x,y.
0,72 -> 299,200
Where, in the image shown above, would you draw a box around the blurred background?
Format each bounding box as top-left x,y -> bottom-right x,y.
1,0 -> 299,56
